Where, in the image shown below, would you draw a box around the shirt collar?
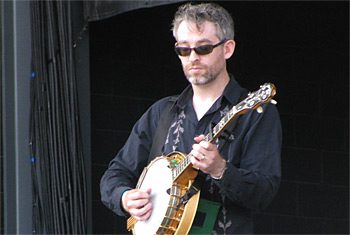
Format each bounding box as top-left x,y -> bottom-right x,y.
173,74 -> 247,110
222,74 -> 247,106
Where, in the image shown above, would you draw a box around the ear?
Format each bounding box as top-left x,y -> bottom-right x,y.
224,40 -> 236,60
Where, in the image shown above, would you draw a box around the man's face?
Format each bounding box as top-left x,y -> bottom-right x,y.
175,20 -> 227,85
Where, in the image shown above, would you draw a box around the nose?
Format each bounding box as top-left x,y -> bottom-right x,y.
188,49 -> 200,62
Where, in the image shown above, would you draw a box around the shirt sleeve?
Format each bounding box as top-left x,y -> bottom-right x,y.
99,97 -> 170,217
213,102 -> 282,212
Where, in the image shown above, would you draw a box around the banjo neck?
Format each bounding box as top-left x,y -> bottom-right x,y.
172,83 -> 276,182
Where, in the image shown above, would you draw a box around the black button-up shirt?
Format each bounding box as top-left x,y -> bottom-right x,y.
100,76 -> 282,234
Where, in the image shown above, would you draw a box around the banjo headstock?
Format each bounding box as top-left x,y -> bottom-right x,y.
205,83 -> 277,143
236,83 -> 277,114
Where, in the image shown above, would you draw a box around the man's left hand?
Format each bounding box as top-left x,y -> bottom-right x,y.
190,134 -> 226,178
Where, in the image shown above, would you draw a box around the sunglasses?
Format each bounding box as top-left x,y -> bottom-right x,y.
174,40 -> 227,56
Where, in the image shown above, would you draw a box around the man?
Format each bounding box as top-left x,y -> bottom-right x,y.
100,2 -> 282,234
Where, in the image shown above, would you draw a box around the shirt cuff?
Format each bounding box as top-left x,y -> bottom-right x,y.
212,162 -> 243,193
113,186 -> 132,217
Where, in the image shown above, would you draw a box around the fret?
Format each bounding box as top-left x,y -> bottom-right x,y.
229,108 -> 236,117
173,155 -> 190,179
213,126 -> 219,136
223,115 -> 229,123
219,120 -> 225,129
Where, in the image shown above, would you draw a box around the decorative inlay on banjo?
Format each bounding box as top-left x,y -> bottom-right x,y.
127,83 -> 277,235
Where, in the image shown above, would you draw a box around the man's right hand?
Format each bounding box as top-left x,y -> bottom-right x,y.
122,188 -> 152,221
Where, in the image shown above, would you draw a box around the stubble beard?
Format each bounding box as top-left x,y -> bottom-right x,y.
184,63 -> 220,85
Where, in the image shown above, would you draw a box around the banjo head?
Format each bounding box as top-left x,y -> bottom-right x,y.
133,157 -> 173,235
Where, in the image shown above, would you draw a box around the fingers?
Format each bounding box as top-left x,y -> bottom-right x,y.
123,188 -> 153,221
126,188 -> 151,201
191,140 -> 214,161
193,135 -> 216,151
191,135 -> 224,175
194,134 -> 206,143
191,149 -> 205,163
129,201 -> 152,221
145,188 -> 152,194
192,135 -> 206,163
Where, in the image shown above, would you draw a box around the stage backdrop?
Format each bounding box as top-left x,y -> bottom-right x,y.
89,1 -> 349,234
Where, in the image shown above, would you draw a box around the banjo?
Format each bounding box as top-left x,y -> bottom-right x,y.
127,83 -> 277,235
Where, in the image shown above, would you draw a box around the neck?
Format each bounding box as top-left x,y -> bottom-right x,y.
192,72 -> 230,120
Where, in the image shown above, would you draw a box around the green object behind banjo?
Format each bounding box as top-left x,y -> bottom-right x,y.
189,199 -> 221,234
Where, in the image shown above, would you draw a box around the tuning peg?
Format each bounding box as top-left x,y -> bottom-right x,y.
270,99 -> 277,105
256,106 -> 263,113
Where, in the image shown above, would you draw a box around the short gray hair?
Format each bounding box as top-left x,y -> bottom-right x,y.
172,2 -> 235,41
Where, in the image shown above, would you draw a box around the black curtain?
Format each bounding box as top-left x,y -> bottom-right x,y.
30,1 -> 86,234
29,1 -> 186,234
84,0 -> 185,21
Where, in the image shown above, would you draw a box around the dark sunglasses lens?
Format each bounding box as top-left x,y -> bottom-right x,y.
175,44 -> 216,56
175,47 -> 191,56
195,45 -> 214,55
